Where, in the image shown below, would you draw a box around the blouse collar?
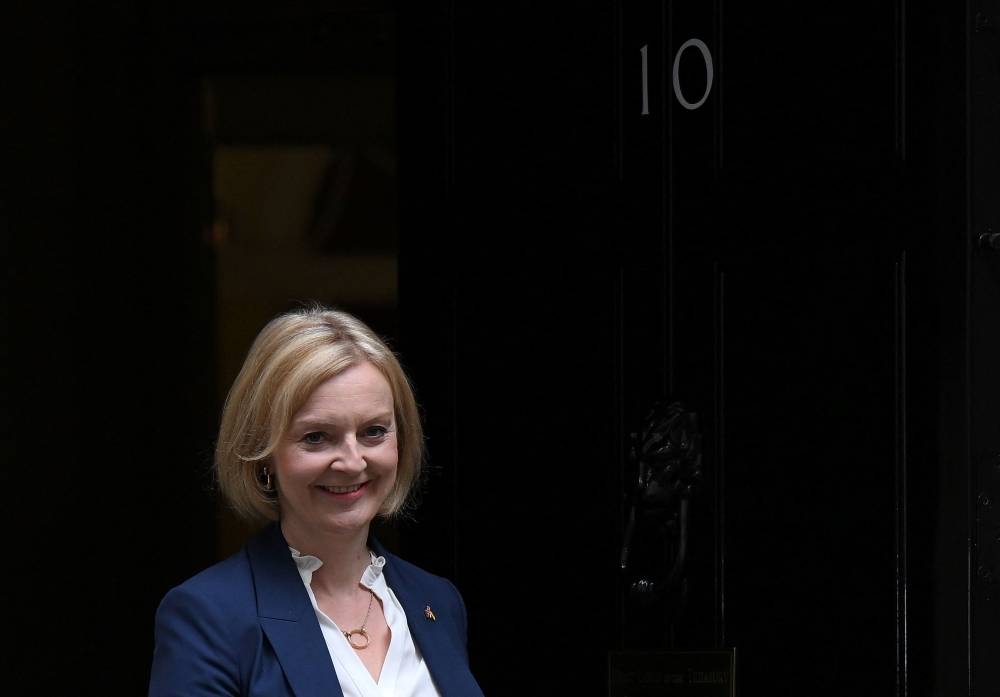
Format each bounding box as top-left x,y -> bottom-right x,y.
289,547 -> 386,589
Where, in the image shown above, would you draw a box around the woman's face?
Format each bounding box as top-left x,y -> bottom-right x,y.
272,360 -> 398,548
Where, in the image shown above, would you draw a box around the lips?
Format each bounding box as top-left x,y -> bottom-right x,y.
318,483 -> 365,494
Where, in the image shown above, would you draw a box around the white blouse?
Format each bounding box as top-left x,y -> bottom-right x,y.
290,547 -> 443,697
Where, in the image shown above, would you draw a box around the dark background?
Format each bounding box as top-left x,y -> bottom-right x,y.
5,1 -> 1000,695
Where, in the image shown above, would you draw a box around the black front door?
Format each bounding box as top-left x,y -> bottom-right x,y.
396,3 -> 993,695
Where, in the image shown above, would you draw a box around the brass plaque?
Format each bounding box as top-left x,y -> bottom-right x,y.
608,649 -> 736,697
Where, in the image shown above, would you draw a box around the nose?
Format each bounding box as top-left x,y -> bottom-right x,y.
329,436 -> 366,472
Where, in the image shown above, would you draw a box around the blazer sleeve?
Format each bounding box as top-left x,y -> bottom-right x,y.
148,583 -> 242,697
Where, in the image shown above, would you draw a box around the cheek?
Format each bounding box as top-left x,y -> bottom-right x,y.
377,442 -> 400,471
380,446 -> 400,469
273,447 -> 318,476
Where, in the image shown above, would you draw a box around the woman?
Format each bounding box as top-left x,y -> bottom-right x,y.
149,304 -> 484,697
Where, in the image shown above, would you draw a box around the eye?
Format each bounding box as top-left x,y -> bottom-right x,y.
361,425 -> 390,441
302,431 -> 326,445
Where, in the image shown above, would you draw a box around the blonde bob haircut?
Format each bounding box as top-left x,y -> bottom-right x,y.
215,303 -> 423,526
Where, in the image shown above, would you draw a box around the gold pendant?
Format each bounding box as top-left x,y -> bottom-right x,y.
344,628 -> 370,650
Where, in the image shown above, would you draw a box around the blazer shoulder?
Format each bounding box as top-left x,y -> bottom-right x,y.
150,545 -> 266,696
163,545 -> 254,602
376,547 -> 469,620
378,548 -> 458,590
160,522 -> 284,607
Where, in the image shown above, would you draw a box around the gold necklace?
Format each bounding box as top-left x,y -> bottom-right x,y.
343,589 -> 375,650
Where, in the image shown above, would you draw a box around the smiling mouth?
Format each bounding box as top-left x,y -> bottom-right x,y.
319,483 -> 365,494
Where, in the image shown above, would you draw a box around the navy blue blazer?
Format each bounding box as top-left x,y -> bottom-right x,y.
149,523 -> 484,696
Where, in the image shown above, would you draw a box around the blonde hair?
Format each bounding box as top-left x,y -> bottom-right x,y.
215,303 -> 423,525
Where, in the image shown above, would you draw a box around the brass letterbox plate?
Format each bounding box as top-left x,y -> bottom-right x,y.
608,649 -> 736,697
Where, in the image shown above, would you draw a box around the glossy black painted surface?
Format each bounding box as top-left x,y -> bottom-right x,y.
7,1 -> 997,695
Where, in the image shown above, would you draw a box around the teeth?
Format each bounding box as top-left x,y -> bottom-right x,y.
322,484 -> 361,494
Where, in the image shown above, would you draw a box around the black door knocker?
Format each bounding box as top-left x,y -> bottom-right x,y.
620,400 -> 703,619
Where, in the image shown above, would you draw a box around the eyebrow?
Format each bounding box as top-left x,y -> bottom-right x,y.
292,411 -> 395,430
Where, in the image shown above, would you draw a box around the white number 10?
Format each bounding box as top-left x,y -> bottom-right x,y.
640,39 -> 714,115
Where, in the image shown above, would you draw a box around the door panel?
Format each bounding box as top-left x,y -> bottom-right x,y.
396,2 -> 981,695
971,0 -> 1000,691
720,258 -> 897,694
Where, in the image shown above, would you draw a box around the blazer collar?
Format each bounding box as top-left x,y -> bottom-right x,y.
247,523 -> 343,697
375,539 -> 477,697
247,524 -> 479,697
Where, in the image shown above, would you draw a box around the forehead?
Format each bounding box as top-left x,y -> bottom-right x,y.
296,362 -> 394,416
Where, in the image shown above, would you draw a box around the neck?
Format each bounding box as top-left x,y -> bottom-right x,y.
309,552 -> 373,596
280,520 -> 373,590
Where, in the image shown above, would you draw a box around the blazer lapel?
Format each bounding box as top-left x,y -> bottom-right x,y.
248,524 -> 343,697
375,542 -> 478,697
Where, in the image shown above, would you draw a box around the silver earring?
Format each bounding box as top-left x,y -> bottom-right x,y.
262,466 -> 274,492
